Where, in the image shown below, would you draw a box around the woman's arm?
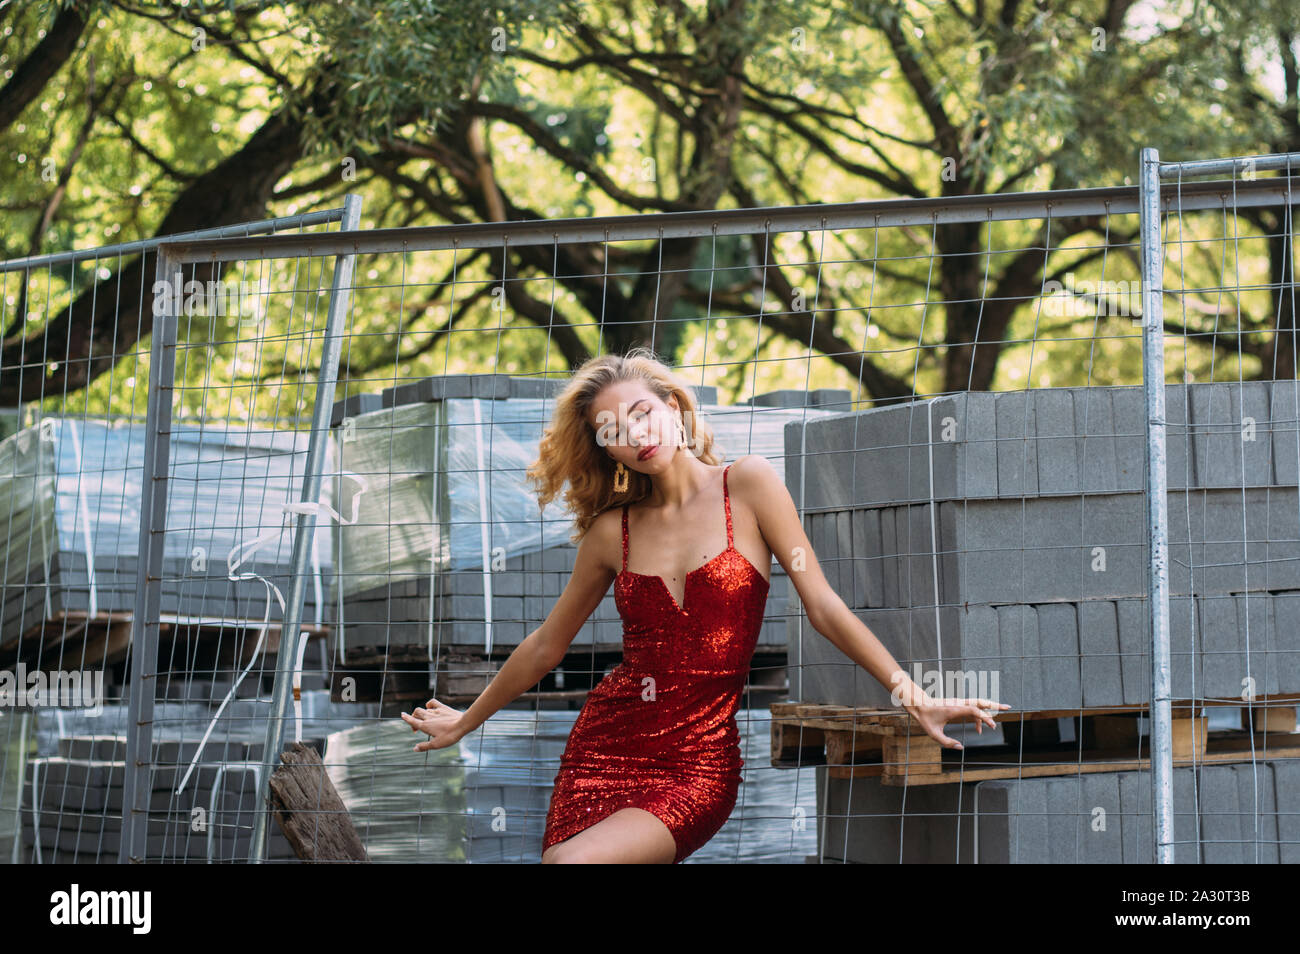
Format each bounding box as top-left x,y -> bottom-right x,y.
401,510 -> 620,751
733,454 -> 1006,748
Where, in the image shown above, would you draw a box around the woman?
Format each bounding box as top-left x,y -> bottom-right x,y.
401,348 -> 1007,863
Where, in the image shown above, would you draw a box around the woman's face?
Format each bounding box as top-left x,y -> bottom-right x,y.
588,381 -> 681,474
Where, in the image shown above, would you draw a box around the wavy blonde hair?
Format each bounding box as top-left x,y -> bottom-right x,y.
526,347 -> 724,542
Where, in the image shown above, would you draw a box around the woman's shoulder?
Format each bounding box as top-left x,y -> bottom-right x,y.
726,454 -> 775,487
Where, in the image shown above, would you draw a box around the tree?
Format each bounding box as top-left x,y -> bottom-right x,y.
0,0 -> 1291,419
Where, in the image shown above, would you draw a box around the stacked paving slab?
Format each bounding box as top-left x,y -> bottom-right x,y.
816,757 -> 1300,863
0,419 -> 336,652
784,382 -> 1300,862
326,373 -> 851,677
19,724 -> 328,863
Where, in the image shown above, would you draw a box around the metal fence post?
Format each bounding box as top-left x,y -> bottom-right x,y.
1139,146 -> 1175,863
249,194 -> 364,862
119,247 -> 182,863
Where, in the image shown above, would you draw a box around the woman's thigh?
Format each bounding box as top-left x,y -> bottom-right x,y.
541,807 -> 677,864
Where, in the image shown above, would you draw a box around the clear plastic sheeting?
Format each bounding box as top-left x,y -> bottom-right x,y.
5,690 -> 372,863
0,418 -> 335,575
0,418 -> 336,636
325,705 -> 821,863
331,396 -> 841,599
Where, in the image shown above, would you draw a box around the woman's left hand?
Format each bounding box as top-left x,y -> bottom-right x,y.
903,697 -> 1010,750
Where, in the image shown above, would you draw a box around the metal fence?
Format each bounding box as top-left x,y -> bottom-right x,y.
2,149 -> 1297,864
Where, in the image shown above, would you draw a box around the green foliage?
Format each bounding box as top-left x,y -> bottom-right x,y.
0,0 -> 1295,422
287,0 -> 581,155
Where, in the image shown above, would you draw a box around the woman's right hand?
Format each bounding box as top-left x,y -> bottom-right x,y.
400,697 -> 466,752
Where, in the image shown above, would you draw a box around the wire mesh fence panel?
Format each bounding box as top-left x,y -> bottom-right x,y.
1141,151 -> 1300,865
131,162 -> 1293,865
5,154 -> 1297,865
0,201 -> 359,864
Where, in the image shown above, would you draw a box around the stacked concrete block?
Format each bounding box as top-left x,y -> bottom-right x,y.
799,592 -> 1294,709
328,374 -> 830,669
0,418 -> 335,654
785,383 -> 1299,509
817,759 -> 1300,863
743,388 -> 854,411
786,382 -> 1300,863
19,732 -> 328,862
332,543 -> 791,656
786,383 -> 1300,711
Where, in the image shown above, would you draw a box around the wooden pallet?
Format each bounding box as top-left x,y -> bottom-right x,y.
1,609 -> 328,674
770,699 -> 1300,786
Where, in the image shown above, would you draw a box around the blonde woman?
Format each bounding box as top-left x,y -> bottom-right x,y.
401,347 -> 1006,863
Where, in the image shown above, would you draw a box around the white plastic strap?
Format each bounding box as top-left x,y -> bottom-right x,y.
175,473 -> 368,795
66,420 -> 99,618
472,399 -> 493,654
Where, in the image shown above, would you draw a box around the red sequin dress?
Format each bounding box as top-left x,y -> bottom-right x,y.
541,463 -> 770,863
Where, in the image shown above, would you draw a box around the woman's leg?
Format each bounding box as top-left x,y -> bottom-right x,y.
541,807 -> 677,863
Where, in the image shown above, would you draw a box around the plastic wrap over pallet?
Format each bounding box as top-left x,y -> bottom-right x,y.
331,394 -> 843,603
0,418 -> 336,642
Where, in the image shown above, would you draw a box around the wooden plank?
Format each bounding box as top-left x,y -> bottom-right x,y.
882,731 -> 943,780
1241,705 -> 1296,732
845,733 -> 1300,785
268,741 -> 369,863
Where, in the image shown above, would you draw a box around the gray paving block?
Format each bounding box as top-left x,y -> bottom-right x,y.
807,387 -> 853,409
818,769 -> 977,863
1234,761 -> 1280,862
1008,770 -> 1049,862
1034,389 -> 1081,494
1275,760 -> 1300,862
879,505 -> 900,607
784,420 -> 804,504
1167,595 -> 1200,697
919,395 -> 960,500
974,782 -> 1011,863
901,504 -> 937,609
1110,388 -> 1147,493
1037,603 -> 1082,710
998,604 -> 1042,710
1077,387 -> 1119,494
330,391 -> 384,428
1190,383 -> 1239,488
1274,592 -> 1300,658
1200,760 -> 1242,862
804,415 -> 859,510
1081,773 -> 1123,863
1270,379 -> 1300,485
956,501 -> 1024,604
995,391 -> 1039,497
1044,777 -> 1086,863
1199,593 -> 1241,698
1238,592 -> 1281,697
1114,598 -> 1149,705
1239,381 -> 1272,486
1163,385 -> 1192,489
835,511 -> 854,607
1117,767 -> 1152,862
965,392 -> 999,498
1172,765 -> 1201,864
963,606 -> 1001,696
1079,601 -> 1123,706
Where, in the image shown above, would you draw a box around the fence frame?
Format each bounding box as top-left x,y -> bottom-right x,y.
9,156 -> 1300,863
1139,149 -> 1300,865
143,167 -> 1300,865
116,196 -> 364,863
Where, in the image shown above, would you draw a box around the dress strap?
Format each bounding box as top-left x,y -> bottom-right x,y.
621,504 -> 629,571
722,463 -> 734,548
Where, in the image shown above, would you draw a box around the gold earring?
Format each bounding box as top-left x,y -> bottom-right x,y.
613,459 -> 628,492
676,415 -> 687,448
